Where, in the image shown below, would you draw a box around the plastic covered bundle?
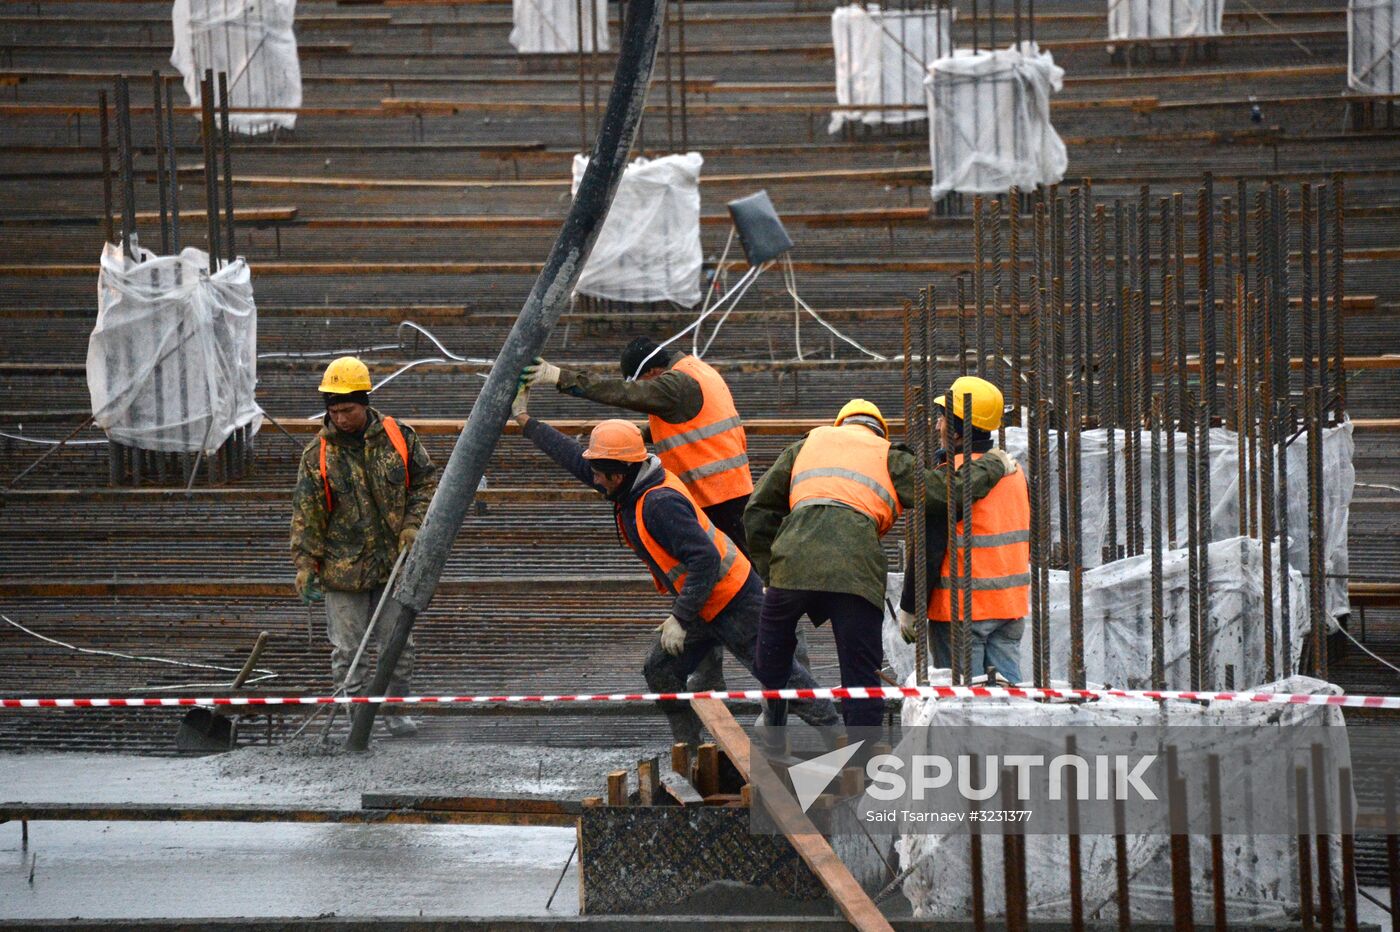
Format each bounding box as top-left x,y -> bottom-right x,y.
171,0 -> 302,134
88,243 -> 260,454
1107,0 -> 1224,41
884,535 -> 1310,689
924,43 -> 1067,199
510,0 -> 609,53
895,676 -> 1346,923
1349,0 -> 1400,94
829,4 -> 954,134
570,152 -> 704,306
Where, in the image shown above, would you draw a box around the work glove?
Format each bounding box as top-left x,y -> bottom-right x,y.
398,526 -> 418,553
511,383 -> 530,422
521,357 -> 561,389
985,448 -> 1018,475
656,614 -> 688,656
295,567 -> 324,604
898,607 -> 919,645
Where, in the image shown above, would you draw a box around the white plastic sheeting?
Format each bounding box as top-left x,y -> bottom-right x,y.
896,676 -> 1346,923
884,535 -> 1310,690
171,0 -> 302,135
570,152 -> 704,307
1108,0 -> 1224,41
996,423 -> 1354,621
829,4 -> 954,134
925,43 -> 1067,200
88,243 -> 260,454
1349,0 -> 1400,94
510,0 -> 609,53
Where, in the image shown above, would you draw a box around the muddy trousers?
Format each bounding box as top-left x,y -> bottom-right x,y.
643,585 -> 840,747
687,497 -> 812,690
325,585 -> 415,727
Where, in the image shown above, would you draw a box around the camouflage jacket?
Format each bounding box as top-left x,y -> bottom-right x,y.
290,408 -> 437,592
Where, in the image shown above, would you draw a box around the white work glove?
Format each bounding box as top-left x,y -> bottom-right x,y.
522,357 -> 561,388
985,448 -> 1018,475
898,607 -> 918,645
511,383 -> 530,422
656,614 -> 687,656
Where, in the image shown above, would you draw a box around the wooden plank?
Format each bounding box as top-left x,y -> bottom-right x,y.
605,771 -> 627,806
660,771 -> 704,807
637,757 -> 661,807
689,698 -> 894,932
360,792 -> 583,815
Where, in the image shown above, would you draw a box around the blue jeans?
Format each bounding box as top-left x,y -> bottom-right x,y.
929,619 -> 1025,683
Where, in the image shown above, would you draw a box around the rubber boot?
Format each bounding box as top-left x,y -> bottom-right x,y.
383,677 -> 419,737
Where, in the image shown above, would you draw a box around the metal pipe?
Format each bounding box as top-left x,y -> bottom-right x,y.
348,0 -> 669,750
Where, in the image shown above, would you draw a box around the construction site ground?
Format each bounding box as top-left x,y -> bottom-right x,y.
2,0 -> 1399,923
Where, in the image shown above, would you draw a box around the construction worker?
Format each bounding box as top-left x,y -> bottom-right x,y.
510,384 -> 839,746
897,377 -> 1029,684
523,337 -> 808,693
290,356 -> 438,737
746,398 -> 1014,728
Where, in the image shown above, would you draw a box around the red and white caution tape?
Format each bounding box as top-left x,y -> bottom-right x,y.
2,685 -> 1399,710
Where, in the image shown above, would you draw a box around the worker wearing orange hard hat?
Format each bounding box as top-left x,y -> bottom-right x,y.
511,384 -> 838,746
290,356 -> 438,738
746,397 -> 1014,729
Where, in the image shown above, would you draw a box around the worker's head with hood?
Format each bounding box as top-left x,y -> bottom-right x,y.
318,356 -> 372,435
582,419 -> 650,498
619,337 -> 673,382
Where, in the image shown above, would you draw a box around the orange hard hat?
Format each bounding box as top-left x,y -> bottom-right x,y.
582,419 -> 648,463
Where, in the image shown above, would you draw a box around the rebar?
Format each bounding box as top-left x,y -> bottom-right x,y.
973,196 -> 986,377
959,391 -> 974,682
217,72 -> 236,263
1008,189 -> 1022,419
152,72 -> 169,256
1066,387 -> 1084,688
164,79 -> 181,253
1186,389 -> 1201,691
1197,396 -> 1212,688
1307,385 -> 1328,679
99,89 -> 114,245
1330,173 -> 1346,418
115,76 -> 137,260
1150,395 -> 1165,689
199,71 -> 221,272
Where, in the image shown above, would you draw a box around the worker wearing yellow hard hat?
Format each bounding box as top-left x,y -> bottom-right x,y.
745,394 -> 1015,733
896,375 -> 1030,685
510,384 -> 839,747
290,357 -> 439,737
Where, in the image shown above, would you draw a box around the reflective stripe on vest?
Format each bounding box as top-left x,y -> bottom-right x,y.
320,415 -> 410,512
788,425 -> 903,535
648,355 -> 753,509
632,471 -> 752,623
929,451 -> 1031,622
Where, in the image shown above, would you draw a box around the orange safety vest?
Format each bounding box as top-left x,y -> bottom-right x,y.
629,471 -> 752,622
649,355 -> 753,509
929,451 -> 1031,622
319,416 -> 409,511
788,424 -> 903,535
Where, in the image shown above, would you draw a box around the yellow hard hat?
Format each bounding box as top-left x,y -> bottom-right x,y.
318,356 -> 372,394
582,419 -> 649,463
942,376 -> 1004,431
834,398 -> 888,436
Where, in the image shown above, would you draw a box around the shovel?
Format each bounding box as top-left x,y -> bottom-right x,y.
175,631 -> 269,753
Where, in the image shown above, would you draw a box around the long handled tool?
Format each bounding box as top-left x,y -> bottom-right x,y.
287,549 -> 408,742
175,631 -> 268,752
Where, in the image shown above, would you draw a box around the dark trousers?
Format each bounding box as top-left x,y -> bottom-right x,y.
755,587 -> 885,727
687,494 -> 750,691
642,584 -> 840,746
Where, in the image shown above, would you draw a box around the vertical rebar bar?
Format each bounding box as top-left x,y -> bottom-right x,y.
1222,197 -> 1236,430
1187,389 -> 1202,691
1297,767 -> 1318,932
115,76 -> 137,260
99,89 -> 115,245
1151,394 -> 1165,689
974,196 -> 987,377
164,79 -> 181,253
217,72 -> 235,263
152,72 -> 169,255
1313,744 -> 1335,932
199,71 -> 220,273
1331,173 -> 1346,418
1307,386 -> 1328,679
957,274 -> 969,377
1198,396 -> 1212,687
1009,189 -> 1022,420
959,392 -> 974,682
1200,174 -> 1216,418
1067,387 -> 1084,688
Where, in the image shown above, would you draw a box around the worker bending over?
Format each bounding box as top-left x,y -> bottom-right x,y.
897,377 -> 1029,683
511,385 -> 839,746
523,338 -> 810,692
290,357 -> 438,737
746,398 -> 1013,729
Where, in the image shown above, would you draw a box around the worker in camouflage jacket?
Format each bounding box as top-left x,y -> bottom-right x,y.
290,356 -> 438,737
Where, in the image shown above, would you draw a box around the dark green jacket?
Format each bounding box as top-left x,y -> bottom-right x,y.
290,408 -> 437,592
744,431 -> 1007,610
557,356 -> 704,441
